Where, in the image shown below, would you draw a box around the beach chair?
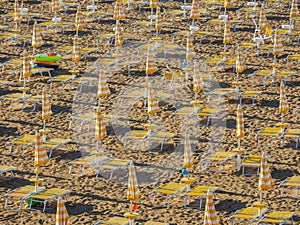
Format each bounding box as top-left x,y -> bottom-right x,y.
281,128 -> 300,148
95,159 -> 131,180
183,186 -> 218,209
146,131 -> 176,152
68,112 -> 96,131
68,76 -> 97,92
28,188 -> 71,212
228,207 -> 268,224
239,91 -> 263,105
257,211 -> 295,224
251,69 -> 273,86
6,134 -> 35,156
81,47 -> 98,61
122,130 -> 149,150
150,182 -> 187,207
21,95 -> 43,111
201,151 -> 237,172
240,154 -> 262,176
272,71 -> 296,85
207,88 -> 235,103
256,127 -> 283,146
144,222 -> 169,225
2,185 -> 46,210
165,65 -> 188,89
278,176 -> 300,199
196,107 -> 223,126
44,138 -> 71,158
295,106 -> 300,122
174,107 -> 197,123
0,80 -> 12,87
117,90 -> 147,107
48,74 -> 76,90
31,67 -> 54,78
94,216 -> 130,225
205,57 -> 225,71
1,58 -> 23,74
13,34 -> 32,48
0,166 -> 17,179
286,54 -> 300,68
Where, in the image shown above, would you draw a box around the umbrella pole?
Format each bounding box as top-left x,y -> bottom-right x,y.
236,72 -> 239,81
183,0 -> 187,19
281,113 -> 284,123
35,166 -> 39,192
238,138 -> 241,149
130,200 -> 133,213
43,119 -> 46,131
224,44 -> 227,52
150,8 -> 153,24
260,191 -> 263,203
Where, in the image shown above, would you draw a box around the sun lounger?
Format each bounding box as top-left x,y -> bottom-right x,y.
0,80 -> 12,87
144,222 -> 169,225
69,76 -> 97,92
1,58 -> 23,74
146,131 -> 176,152
251,69 -> 273,86
272,71 -> 296,85
28,188 -> 71,212
150,182 -> 187,207
95,159 -> 131,180
207,88 -> 235,103
13,34 -> 32,48
196,107 -> 223,126
278,176 -> 300,199
6,134 -> 35,156
117,90 -> 147,107
228,207 -> 268,224
94,216 -> 130,225
205,57 -> 225,70
2,185 -> 46,210
68,112 -> 96,131
48,74 -> 77,90
239,91 -> 262,105
286,54 -> 300,68
295,106 -> 300,122
0,165 -> 17,179
201,151 -> 237,172
21,95 -> 43,111
31,67 -> 54,78
256,127 -> 283,146
183,186 -> 218,209
240,154 -> 262,176
44,138 -> 71,158
174,107 -> 197,122
123,130 -> 149,150
257,211 -> 295,225
281,128 -> 300,148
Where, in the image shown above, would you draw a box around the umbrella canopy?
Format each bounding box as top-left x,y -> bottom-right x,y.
115,21 -> 124,47
186,33 -> 195,60
273,29 -> 283,57
73,35 -> 81,62
193,62 -> 204,93
52,0 -> 60,14
235,44 -> 245,74
149,0 -> 158,8
223,19 -> 233,45
23,50 -> 32,80
146,47 -> 157,75
236,104 -> 244,139
32,21 -> 44,49
98,68 -> 110,98
155,7 -> 162,32
42,87 -> 52,121
258,6 -> 267,32
258,152 -> 273,202
183,132 -> 193,169
95,105 -> 107,141
190,0 -> 200,20
113,0 -> 125,21
147,84 -> 159,115
224,0 -> 231,9
127,161 -> 140,202
290,0 -> 299,19
75,5 -> 85,32
279,81 -> 288,123
34,130 -> 49,167
204,190 -> 220,225
14,0 -> 22,23
56,197 -> 70,225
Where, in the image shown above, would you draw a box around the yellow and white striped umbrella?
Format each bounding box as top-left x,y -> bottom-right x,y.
224,0 -> 231,10
147,84 -> 159,115
236,104 -> 244,139
190,0 -> 200,20
273,29 -> 283,57
98,69 -> 110,98
186,33 -> 195,60
183,132 -> 193,169
290,0 -> 299,19
14,0 -> 22,23
127,161 -> 140,202
52,0 -> 60,14
193,62 -> 204,93
146,47 -> 157,75
258,7 -> 267,32
75,5 -> 85,32
95,105 -> 107,141
155,7 -> 162,32
235,44 -> 245,75
32,21 -> 44,49
279,81 -> 288,116
223,19 -> 233,45
73,35 -> 81,62
34,130 -> 49,167
23,50 -> 32,80
150,0 -> 158,8
42,87 -> 52,121
115,22 -> 123,47
204,190 -> 220,225
56,197 -> 70,225
258,152 -> 273,202
113,0 -> 125,21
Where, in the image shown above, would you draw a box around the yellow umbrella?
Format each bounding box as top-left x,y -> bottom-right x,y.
273,29 -> 283,65
23,49 -> 32,87
42,87 -> 52,131
95,105 -> 107,152
147,84 -> 159,115
56,197 -> 70,225
113,0 -> 125,21
279,81 -> 288,123
155,7 -> 162,37
258,6 -> 267,34
258,152 -> 273,203
14,0 -> 22,29
98,68 -> 110,99
73,35 -> 81,66
223,19 -> 233,52
193,62 -> 204,100
115,21 -> 123,47
224,0 -> 231,14
186,33 -> 195,63
146,47 -> 157,76
183,132 -> 193,169
204,190 -> 220,225
149,0 -> 158,8
52,0 -> 60,18
190,0 -> 200,25
32,21 -> 44,55
235,44 -> 245,80
75,5 -> 85,36
127,161 -> 140,212
290,0 -> 299,27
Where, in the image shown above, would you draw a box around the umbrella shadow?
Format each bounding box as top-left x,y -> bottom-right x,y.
215,199 -> 247,213
270,168 -> 299,180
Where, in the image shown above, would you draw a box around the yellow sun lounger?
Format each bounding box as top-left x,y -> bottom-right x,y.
201,151 -> 237,172
146,131 -> 176,152
0,80 -> 12,87
286,54 -> 300,68
0,93 -> 30,109
207,88 -> 235,103
28,188 -> 71,212
144,222 -> 169,225
49,74 -> 76,90
68,112 -> 96,131
95,159 -> 131,180
239,91 -> 263,106
251,69 -> 273,86
228,207 -> 268,224
0,165 -> 17,178
69,76 -> 97,92
174,107 -> 197,122
117,89 -> 147,107
1,58 -> 23,74
21,95 -> 43,111
196,107 -> 223,126
122,130 -> 149,150
94,216 -> 130,225
256,127 -> 283,146
3,185 -> 46,210
6,134 -> 35,156
258,211 -> 295,225
150,182 -> 187,207
272,71 -> 296,85
183,186 -> 218,209
281,128 -> 300,148
44,138 -> 71,158
278,176 -> 300,199
295,106 -> 300,122
240,154 -> 262,176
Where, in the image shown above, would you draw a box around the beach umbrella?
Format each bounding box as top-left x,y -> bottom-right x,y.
273,29 -> 283,65
146,47 -> 157,77
75,5 -> 85,36
95,105 -> 107,151
42,87 -> 52,131
155,7 -> 162,37
183,132 -> 193,181
56,197 -> 70,225
113,0 -> 125,21
23,49 -> 32,87
290,0 -> 299,27
279,81 -> 288,123
258,6 -> 267,34
32,21 -> 43,55
14,0 -> 22,30
73,35 -> 81,65
204,190 -> 220,225
224,0 -> 231,15
223,19 -> 233,52
115,21 -> 123,47
190,0 -> 200,25
34,130 -> 49,191
235,44 -> 245,80
127,161 -> 140,213
236,104 -> 244,149
97,68 -> 110,104
149,0 -> 158,23
193,62 -> 204,100
147,84 -> 159,115
52,0 -> 60,18
186,33 -> 195,63
258,152 -> 273,203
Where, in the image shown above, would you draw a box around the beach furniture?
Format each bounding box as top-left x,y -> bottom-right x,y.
0,80 -> 12,87
123,130 -> 149,150
174,106 -> 197,122
0,165 -> 17,179
145,131 -> 176,152
44,138 -> 71,158
28,188 -> 71,212
48,74 -> 77,90
21,95 -> 43,111
201,151 -> 237,172
13,34 -> 32,48
1,58 -> 23,74
281,128 -> 300,148
272,71 -> 296,85
183,186 -> 218,209
0,92 -> 31,109
239,90 -> 262,105
207,88 -> 235,103
94,216 -> 130,225
286,54 -> 300,67
240,154 -> 262,176
228,207 -> 268,224
68,76 -> 97,92
196,107 -> 224,126
150,182 -> 187,207
144,222 -> 169,225
95,159 -> 131,180
256,127 -> 283,146
68,112 -> 96,131
6,134 -> 35,156
295,106 -> 300,122
251,69 -> 273,86
257,211 -> 295,224
2,185 -> 46,210
278,176 -> 300,199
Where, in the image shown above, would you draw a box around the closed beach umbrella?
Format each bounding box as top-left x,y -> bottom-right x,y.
95,105 -> 107,141
279,81 -> 288,123
155,7 -> 162,36
183,132 -> 193,169
115,21 -> 123,47
42,87 -> 52,130
98,68 -> 110,98
186,33 -> 195,61
223,19 -> 232,52
146,47 -> 157,76
235,44 -> 245,80
224,0 -> 231,14
204,190 -> 220,225
14,0 -> 22,29
73,35 -> 81,63
56,197 -> 70,225
193,62 -> 204,99
52,0 -> 60,15
236,104 -> 244,149
75,5 -> 85,36
114,0 -> 125,21
258,6 -> 267,33
23,50 -> 32,86
290,0 -> 299,24
147,84 -> 159,115
273,29 -> 283,64
190,0 -> 200,25
127,161 -> 140,211
149,0 -> 158,8
258,152 -> 273,203
32,21 -> 43,55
